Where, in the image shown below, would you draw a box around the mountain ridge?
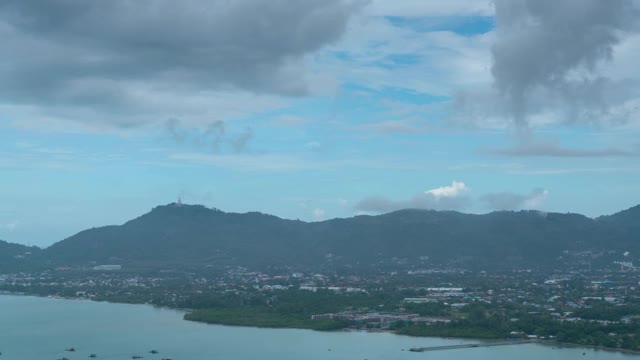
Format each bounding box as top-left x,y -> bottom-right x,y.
29,202 -> 639,271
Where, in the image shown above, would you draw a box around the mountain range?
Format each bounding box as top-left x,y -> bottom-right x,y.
3,203 -> 639,271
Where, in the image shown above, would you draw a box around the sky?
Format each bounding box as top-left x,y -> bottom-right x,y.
1,0 -> 640,247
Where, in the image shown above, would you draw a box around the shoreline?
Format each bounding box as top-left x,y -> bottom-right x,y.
1,292 -> 638,354
544,341 -> 640,355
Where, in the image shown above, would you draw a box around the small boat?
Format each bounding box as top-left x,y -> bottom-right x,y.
150,350 -> 159,354
132,356 -> 144,359
65,348 -> 76,352
89,354 -> 98,358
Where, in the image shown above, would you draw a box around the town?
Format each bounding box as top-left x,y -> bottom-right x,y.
1,257 -> 639,351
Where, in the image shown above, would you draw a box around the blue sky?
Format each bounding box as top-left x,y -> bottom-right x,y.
1,0 -> 639,246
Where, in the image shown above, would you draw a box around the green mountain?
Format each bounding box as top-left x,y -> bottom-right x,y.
0,239 -> 41,272
597,204 -> 640,231
39,203 -> 639,271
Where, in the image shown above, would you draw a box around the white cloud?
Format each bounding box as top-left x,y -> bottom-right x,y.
312,208 -> 326,220
304,141 -> 322,151
523,189 -> 548,209
481,188 -> 548,211
313,17 -> 494,98
0,221 -> 18,232
425,180 -> 469,198
356,181 -> 472,213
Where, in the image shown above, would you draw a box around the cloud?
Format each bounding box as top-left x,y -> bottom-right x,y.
0,221 -> 18,232
165,119 -> 253,153
424,180 -> 469,197
316,18 -> 494,97
312,208 -> 326,220
230,127 -> 253,153
0,0 -> 364,129
304,141 -> 322,151
481,188 -> 548,211
454,0 -> 640,131
492,0 -> 639,128
166,118 -> 188,144
355,181 -> 472,213
367,0 -> 494,17
489,139 -> 638,157
507,167 -> 640,175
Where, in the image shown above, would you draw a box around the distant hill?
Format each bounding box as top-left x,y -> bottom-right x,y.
0,240 -> 41,272
597,204 -> 640,232
38,203 -> 640,271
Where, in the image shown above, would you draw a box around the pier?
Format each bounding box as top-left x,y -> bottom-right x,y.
409,340 -> 538,352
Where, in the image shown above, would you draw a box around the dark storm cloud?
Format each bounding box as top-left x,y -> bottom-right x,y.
491,0 -> 639,129
454,0 -> 640,132
0,0 -> 364,124
453,0 -> 640,157
481,188 -> 548,211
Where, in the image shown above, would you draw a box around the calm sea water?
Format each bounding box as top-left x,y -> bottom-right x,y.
0,295 -> 636,360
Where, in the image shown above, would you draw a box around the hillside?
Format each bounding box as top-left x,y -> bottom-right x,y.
45,204 -> 310,268
0,240 -> 41,272
39,203 -> 640,271
597,204 -> 640,233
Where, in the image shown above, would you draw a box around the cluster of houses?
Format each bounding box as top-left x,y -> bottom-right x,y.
310,311 -> 450,329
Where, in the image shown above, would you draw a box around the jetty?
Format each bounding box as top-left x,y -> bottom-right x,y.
409,339 -> 537,352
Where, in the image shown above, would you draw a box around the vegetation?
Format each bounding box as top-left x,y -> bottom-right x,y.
398,303 -> 640,351
36,203 -> 640,271
4,270 -> 640,352
185,307 -> 347,330
183,289 -> 398,330
572,302 -> 640,322
0,240 -> 42,272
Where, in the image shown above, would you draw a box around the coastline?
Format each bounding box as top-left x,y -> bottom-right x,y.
1,292 -> 638,354
544,340 -> 640,355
